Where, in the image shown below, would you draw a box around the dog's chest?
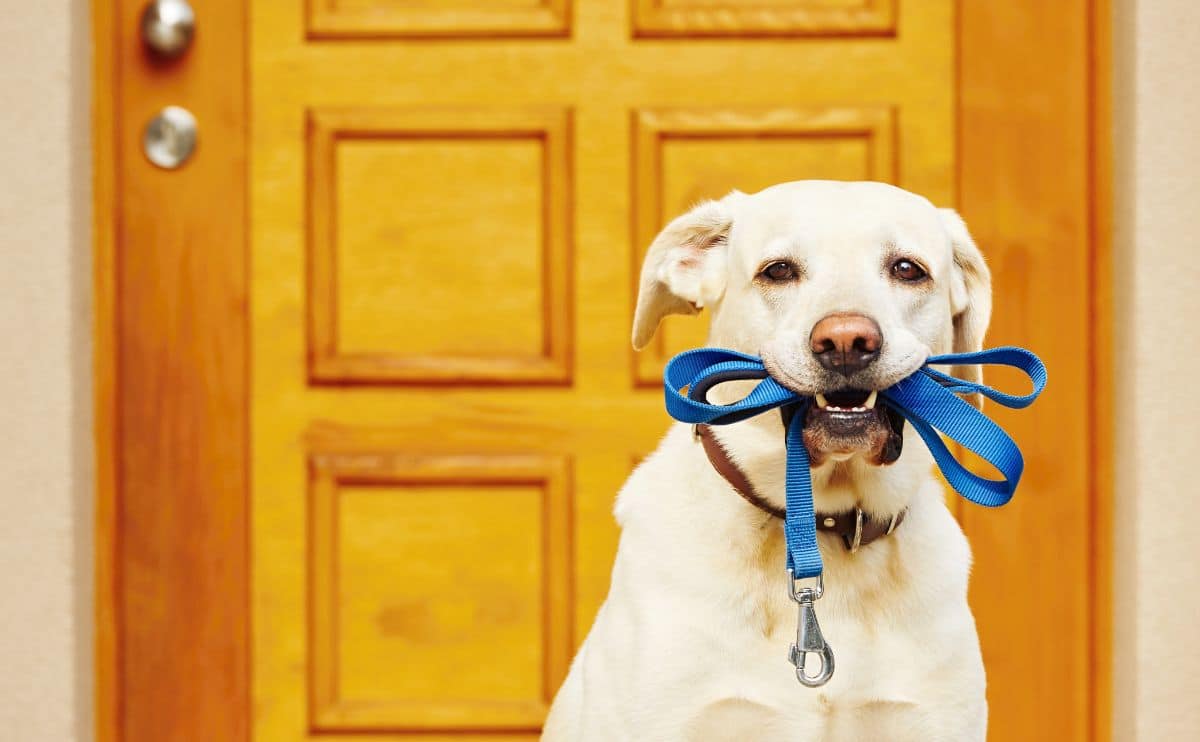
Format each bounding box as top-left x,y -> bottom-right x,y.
692,563 -> 930,737
683,616 -> 928,742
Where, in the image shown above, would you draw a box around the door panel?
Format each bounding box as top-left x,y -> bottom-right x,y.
631,0 -> 896,37
631,106 -> 897,384
307,449 -> 572,732
306,106 -> 573,384
307,0 -> 572,39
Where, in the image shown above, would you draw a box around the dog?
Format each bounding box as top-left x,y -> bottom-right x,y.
542,181 -> 992,741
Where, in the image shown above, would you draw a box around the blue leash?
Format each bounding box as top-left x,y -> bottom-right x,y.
663,346 -> 1047,685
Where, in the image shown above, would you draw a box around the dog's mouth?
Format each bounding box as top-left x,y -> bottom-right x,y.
803,388 -> 905,466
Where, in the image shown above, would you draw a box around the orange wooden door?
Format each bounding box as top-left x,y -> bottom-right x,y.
99,1 -> 1107,740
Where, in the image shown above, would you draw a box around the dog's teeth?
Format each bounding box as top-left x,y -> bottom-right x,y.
852,406 -> 866,412
864,390 -> 878,409
815,393 -> 828,409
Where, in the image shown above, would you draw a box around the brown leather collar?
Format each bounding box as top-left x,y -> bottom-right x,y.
695,424 -> 906,552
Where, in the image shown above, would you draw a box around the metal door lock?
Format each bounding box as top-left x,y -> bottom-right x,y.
141,0 -> 195,59
143,106 -> 198,170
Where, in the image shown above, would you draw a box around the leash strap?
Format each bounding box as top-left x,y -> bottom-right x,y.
664,346 -> 1047,579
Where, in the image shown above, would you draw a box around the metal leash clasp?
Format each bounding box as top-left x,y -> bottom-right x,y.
787,570 -> 834,687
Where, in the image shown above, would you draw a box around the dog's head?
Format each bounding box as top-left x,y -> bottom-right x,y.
634,180 -> 991,467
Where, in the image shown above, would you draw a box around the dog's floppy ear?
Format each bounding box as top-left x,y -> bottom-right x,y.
632,198 -> 734,350
940,209 -> 993,406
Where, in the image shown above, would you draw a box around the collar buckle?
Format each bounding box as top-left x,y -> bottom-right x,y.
849,507 -> 865,553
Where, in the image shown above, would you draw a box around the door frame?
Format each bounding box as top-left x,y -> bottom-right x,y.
93,2 -> 1113,739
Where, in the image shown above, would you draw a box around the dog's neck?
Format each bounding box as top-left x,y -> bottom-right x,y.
701,411 -> 927,519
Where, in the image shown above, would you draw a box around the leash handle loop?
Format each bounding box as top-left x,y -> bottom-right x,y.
923,347 -> 1048,408
663,349 -> 799,425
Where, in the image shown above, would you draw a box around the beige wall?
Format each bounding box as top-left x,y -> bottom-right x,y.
0,1 -> 92,740
1112,0 -> 1200,739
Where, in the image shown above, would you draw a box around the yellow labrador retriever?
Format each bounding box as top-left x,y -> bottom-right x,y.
543,181 -> 991,741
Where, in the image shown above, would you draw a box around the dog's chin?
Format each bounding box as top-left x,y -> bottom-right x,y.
802,390 -> 906,468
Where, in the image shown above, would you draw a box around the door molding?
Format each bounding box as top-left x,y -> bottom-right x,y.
94,2 -> 1111,739
1089,2 -> 1114,739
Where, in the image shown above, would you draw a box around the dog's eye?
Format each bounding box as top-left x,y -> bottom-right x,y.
760,261 -> 798,283
890,259 -> 928,283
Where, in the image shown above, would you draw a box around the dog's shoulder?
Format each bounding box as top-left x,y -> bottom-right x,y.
613,423 -> 707,528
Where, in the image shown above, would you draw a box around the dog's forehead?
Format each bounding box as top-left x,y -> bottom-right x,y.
730,180 -> 943,251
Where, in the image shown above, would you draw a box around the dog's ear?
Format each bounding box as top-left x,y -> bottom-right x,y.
632,197 -> 735,350
940,209 -> 993,407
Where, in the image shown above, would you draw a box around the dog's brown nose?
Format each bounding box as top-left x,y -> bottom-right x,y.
810,313 -> 882,376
